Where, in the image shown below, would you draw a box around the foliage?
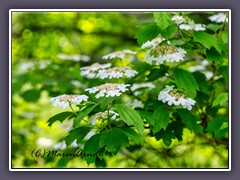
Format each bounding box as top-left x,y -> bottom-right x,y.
12,11 -> 229,168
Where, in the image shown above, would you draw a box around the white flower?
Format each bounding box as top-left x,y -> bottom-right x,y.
204,71 -> 213,79
57,54 -> 90,62
80,63 -> 112,79
37,137 -> 53,147
70,80 -> 86,88
126,99 -> 143,109
145,44 -> 186,65
172,15 -> 186,25
141,37 -> 165,49
179,20 -> 206,31
158,85 -> 196,110
53,141 -> 67,150
89,110 -> 119,125
96,66 -> 138,79
188,65 -> 206,72
50,94 -> 88,109
208,13 -> 228,23
102,50 -> 136,59
85,83 -> 130,98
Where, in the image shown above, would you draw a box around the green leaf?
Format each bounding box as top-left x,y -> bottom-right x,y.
152,107 -> 169,132
138,110 -> 154,125
73,103 -> 98,128
206,24 -> 221,31
220,31 -> 228,44
177,109 -> 203,133
153,128 -> 175,146
207,117 -> 228,139
21,89 -> 41,102
147,65 -> 169,82
121,127 -> 144,144
47,111 -> 73,127
218,66 -> 228,81
212,93 -> 228,107
159,23 -> 178,39
65,126 -> 91,146
193,71 -> 209,94
83,134 -> 101,165
170,39 -> 185,46
95,157 -> 107,168
153,12 -> 171,30
193,32 -> 222,53
135,22 -> 160,45
99,129 -> 129,154
116,104 -> 144,134
168,118 -> 184,141
173,68 -> 199,98
206,47 -> 225,66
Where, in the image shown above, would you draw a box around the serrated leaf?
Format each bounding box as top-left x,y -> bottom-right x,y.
121,127 -> 143,144
207,116 -> 228,139
168,118 -> 184,141
159,23 -> 177,39
153,12 -> 171,30
83,134 -> 101,165
73,103 -> 98,128
152,107 -> 169,132
99,129 -> 129,154
47,111 -> 73,127
135,22 -> 160,45
65,126 -> 91,146
193,32 -> 222,53
116,104 -> 144,134
138,110 -> 154,125
212,93 -> 228,107
177,109 -> 203,133
193,71 -> 209,94
153,128 -> 175,146
173,68 -> 199,98
206,47 -> 226,66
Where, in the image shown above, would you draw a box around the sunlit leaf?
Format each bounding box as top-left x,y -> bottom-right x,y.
47,111 -> 74,127
116,104 -> 144,134
173,68 -> 199,98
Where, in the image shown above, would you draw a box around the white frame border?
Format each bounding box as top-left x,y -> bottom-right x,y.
9,9 -> 231,171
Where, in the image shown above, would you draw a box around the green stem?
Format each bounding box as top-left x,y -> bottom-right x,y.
69,102 -> 78,117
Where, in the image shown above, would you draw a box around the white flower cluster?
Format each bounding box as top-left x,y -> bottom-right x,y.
37,137 -> 53,147
158,85 -> 196,110
131,82 -> 156,92
172,15 -> 186,25
50,94 -> 89,109
89,110 -> 119,125
188,60 -> 213,80
131,82 -> 156,96
126,99 -> 143,109
141,37 -> 165,49
179,20 -> 206,31
57,54 -> 90,62
102,50 -> 136,59
85,83 -> 130,98
80,62 -> 112,78
145,44 -> 187,65
208,13 -> 228,23
172,15 -> 205,31
97,66 -> 138,79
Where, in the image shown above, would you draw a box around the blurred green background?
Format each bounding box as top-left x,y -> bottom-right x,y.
11,12 -> 228,168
